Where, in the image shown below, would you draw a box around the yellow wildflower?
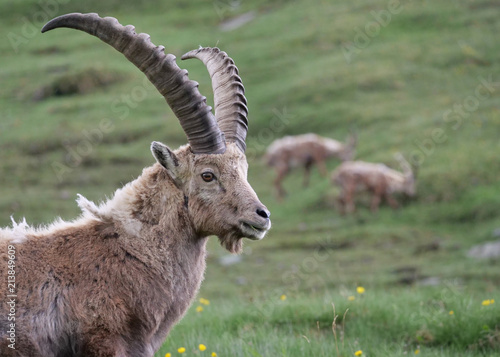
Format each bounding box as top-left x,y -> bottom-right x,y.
165,354 -> 171,357
482,300 -> 491,306
356,286 -> 365,294
211,353 -> 217,357
449,310 -> 454,315
415,349 -> 420,354
491,299 -> 495,304
199,344 -> 207,351
348,296 -> 355,301
200,298 -> 210,305
280,294 -> 287,301
178,347 -> 186,354
354,350 -> 363,356
196,306 -> 204,312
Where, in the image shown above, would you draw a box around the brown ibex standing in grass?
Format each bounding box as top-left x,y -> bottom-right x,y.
265,133 -> 356,198
331,153 -> 416,214
0,13 -> 270,357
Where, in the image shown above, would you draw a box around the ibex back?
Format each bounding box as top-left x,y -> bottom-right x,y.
331,154 -> 416,213
265,133 -> 356,198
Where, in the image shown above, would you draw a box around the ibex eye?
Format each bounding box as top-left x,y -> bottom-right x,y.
201,172 -> 215,182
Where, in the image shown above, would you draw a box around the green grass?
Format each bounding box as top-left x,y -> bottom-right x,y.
1,0 -> 500,356
158,290 -> 499,357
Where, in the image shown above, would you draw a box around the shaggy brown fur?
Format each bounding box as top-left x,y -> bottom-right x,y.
265,133 -> 356,198
0,143 -> 270,357
331,160 -> 416,214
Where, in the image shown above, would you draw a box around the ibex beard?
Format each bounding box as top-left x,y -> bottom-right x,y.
0,13 -> 270,357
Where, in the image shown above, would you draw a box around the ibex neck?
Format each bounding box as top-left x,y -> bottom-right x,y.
83,163 -> 200,247
127,163 -> 198,241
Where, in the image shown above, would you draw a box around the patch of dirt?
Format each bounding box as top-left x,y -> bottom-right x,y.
414,241 -> 441,255
392,265 -> 422,285
392,266 -> 418,275
16,125 -> 164,157
31,46 -> 65,55
33,67 -> 125,101
263,240 -> 353,252
22,140 -> 65,156
469,0 -> 500,10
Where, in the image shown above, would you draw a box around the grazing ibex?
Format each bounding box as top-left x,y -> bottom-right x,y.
265,133 -> 356,198
331,154 -> 416,213
0,13 -> 271,357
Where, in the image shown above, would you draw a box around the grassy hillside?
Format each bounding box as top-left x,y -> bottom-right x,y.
0,0 -> 499,356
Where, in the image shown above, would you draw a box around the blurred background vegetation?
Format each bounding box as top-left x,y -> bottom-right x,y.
0,0 -> 499,355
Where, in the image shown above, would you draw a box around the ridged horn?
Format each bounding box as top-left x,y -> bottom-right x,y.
41,13 -> 226,155
182,47 -> 248,153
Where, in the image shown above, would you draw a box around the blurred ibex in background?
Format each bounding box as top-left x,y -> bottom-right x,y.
265,133 -> 356,198
0,13 -> 270,357
331,153 -> 416,213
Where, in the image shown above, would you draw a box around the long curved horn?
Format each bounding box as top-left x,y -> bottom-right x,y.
182,48 -> 248,153
42,13 -> 226,155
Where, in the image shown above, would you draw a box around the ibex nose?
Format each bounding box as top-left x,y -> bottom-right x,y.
256,206 -> 271,220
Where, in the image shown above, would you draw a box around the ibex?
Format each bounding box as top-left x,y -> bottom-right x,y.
265,133 -> 356,198
0,13 -> 270,357
331,154 -> 416,213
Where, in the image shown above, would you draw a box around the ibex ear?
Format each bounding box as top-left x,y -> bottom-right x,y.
151,141 -> 180,180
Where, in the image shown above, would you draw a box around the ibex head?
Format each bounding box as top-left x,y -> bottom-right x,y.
42,13 -> 270,253
151,141 -> 270,253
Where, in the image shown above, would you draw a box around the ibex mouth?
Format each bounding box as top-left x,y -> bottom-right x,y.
240,221 -> 270,240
